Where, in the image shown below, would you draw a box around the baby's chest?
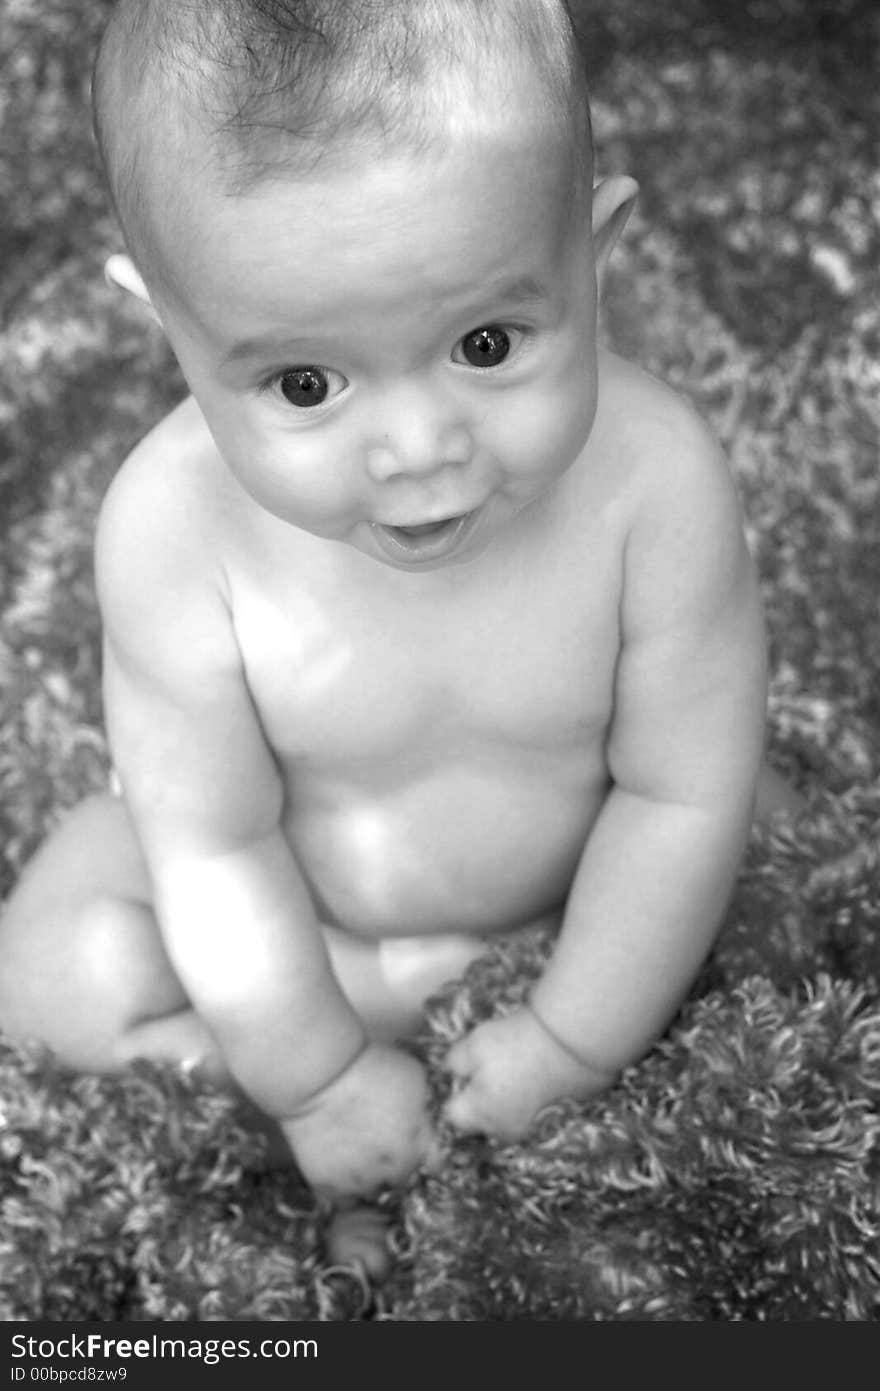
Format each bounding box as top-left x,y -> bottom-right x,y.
232,569 -> 619,764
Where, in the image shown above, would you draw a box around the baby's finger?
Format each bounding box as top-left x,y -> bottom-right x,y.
442,1034 -> 476,1078
443,1082 -> 487,1135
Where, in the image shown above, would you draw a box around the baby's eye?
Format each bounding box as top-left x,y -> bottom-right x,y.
454,325 -> 513,369
276,366 -> 347,408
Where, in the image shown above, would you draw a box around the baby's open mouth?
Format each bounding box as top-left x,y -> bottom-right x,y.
390,518 -> 458,538
370,510 -> 480,563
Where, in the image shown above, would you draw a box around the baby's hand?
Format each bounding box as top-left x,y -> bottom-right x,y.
280,1042 -> 439,1201
443,1006 -> 617,1141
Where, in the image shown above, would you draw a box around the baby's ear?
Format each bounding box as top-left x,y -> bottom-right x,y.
591,175 -> 639,282
104,254 -> 160,322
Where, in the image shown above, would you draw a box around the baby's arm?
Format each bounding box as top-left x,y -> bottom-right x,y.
96,462 -> 434,1198
446,410 -> 767,1137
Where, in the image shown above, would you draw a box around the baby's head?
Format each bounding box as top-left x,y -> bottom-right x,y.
93,0 -> 637,571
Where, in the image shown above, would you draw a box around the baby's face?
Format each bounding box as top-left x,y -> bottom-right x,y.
151,124 -> 601,571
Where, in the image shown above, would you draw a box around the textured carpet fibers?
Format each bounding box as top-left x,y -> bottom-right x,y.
1,0 -> 878,1320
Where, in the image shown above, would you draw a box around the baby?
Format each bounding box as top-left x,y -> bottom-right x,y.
0,0 -> 792,1274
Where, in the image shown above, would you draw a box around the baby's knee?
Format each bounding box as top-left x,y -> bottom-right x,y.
70,893 -> 164,1004
0,891 -> 184,1073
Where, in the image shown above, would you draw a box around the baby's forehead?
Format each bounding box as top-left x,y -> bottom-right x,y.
151,127 -> 583,318
131,73 -> 585,304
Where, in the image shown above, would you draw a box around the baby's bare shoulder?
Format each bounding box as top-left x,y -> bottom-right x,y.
594,353 -> 756,625
97,396 -> 231,570
595,353 -> 737,520
95,397 -> 238,664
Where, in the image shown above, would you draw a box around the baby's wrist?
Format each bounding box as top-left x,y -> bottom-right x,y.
524,1001 -> 619,1089
278,1032 -> 371,1123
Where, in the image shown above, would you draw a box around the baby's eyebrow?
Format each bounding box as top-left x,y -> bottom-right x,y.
481,273 -> 548,307
222,333 -> 311,367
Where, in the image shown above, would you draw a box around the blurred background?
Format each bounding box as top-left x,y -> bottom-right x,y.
1,0 -> 878,895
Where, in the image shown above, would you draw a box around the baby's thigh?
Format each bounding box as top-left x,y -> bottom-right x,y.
0,793 -> 182,1065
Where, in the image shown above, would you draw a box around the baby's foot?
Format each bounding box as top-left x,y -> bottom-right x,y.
377,932 -> 487,1022
324,926 -> 487,1042
326,1204 -> 392,1282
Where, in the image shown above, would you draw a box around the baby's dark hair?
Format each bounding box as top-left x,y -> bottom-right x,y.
92,0 -> 592,276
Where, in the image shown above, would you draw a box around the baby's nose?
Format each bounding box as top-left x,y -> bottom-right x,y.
365,389 -> 473,482
366,433 -> 473,483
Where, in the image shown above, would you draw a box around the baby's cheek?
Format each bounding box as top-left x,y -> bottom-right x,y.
499,394 -> 590,483
232,436 -> 348,531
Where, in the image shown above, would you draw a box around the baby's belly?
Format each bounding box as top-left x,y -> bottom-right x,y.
283,756 -> 608,939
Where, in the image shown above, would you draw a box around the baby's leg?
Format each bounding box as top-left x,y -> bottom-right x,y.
0,793 -> 219,1075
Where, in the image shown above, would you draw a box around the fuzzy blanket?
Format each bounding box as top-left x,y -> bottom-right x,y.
2,0 -> 878,1320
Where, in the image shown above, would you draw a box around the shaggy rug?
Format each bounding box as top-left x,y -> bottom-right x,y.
1,0 -> 878,1320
